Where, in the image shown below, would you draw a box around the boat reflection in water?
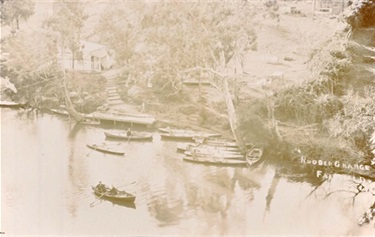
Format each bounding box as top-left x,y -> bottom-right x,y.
92,197 -> 137,209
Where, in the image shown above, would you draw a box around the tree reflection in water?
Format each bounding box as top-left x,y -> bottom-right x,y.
66,123 -> 89,217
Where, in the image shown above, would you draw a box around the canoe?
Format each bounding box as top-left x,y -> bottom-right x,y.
176,143 -> 196,152
161,133 -> 221,141
160,133 -> 206,140
86,143 -> 125,155
50,108 -> 69,116
246,148 -> 263,167
183,156 -> 247,166
81,118 -> 101,125
0,100 -> 23,108
112,110 -> 154,118
194,138 -> 254,148
176,143 -> 241,152
188,146 -> 243,154
92,185 -> 136,203
104,131 -> 153,141
159,127 -> 221,137
184,150 -> 244,159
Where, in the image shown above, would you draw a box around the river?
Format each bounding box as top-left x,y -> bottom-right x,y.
1,108 -> 374,236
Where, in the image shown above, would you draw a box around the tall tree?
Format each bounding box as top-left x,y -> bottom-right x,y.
96,3 -> 141,66
45,0 -> 88,71
0,0 -> 34,32
139,2 -> 258,151
45,0 -> 88,121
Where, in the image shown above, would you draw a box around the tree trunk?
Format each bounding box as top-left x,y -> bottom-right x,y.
222,77 -> 246,152
62,72 -> 83,122
268,103 -> 283,142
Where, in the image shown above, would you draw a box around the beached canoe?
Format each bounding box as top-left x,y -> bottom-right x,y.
183,156 -> 247,166
104,131 -> 153,141
86,143 -> 125,155
246,148 -> 263,167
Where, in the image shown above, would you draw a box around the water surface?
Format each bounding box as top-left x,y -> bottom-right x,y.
1,108 -> 374,236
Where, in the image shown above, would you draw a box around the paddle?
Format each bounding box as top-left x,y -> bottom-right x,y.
86,142 -> 123,156
127,134 -> 132,143
86,144 -> 101,156
89,188 -> 106,207
89,184 -> 111,207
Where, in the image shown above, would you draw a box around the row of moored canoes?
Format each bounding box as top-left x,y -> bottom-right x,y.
86,127 -> 264,167
175,136 -> 263,167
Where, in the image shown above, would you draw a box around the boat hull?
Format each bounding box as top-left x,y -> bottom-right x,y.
86,144 -> 125,155
0,101 -> 23,108
184,151 -> 244,159
92,187 -> 136,203
246,148 -> 264,167
159,127 -> 221,138
104,131 -> 153,141
183,156 -> 247,166
176,143 -> 241,152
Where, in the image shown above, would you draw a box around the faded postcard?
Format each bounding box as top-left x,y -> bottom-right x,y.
1,0 -> 375,236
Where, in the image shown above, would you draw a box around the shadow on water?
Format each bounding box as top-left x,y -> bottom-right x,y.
91,196 -> 137,209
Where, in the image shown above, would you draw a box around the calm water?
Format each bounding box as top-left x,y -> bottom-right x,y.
1,108 -> 374,236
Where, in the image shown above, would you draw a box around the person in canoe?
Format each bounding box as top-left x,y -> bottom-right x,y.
96,181 -> 107,193
110,186 -> 118,195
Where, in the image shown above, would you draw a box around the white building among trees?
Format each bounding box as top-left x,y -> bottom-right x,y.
60,40 -> 114,72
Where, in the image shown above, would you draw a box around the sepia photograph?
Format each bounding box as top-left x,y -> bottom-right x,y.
1,0 -> 375,236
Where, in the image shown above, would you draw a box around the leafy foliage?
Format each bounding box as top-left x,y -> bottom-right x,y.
1,31 -> 62,104
308,37 -> 352,96
96,4 -> 141,65
274,85 -> 343,124
324,88 -> 375,139
99,2 -> 258,96
45,0 -> 88,62
0,0 -> 34,31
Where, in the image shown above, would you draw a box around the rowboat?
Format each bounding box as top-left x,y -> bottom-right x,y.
86,143 -> 125,155
246,148 -> 263,167
92,185 -> 136,203
183,156 -> 247,166
104,131 -> 153,141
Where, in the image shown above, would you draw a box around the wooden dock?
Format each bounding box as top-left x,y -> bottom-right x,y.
91,111 -> 156,126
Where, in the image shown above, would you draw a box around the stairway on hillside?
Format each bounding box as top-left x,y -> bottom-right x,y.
105,75 -> 123,107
